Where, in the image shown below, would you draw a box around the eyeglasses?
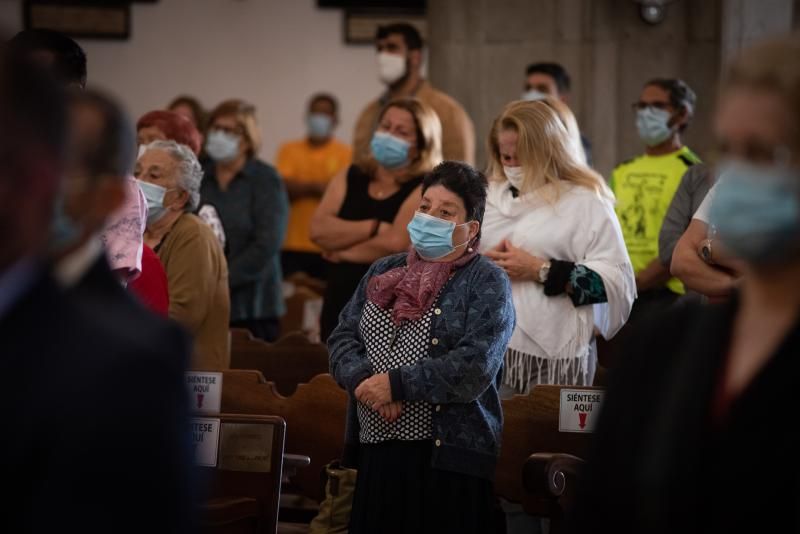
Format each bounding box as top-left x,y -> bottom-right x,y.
210,125 -> 244,137
632,101 -> 672,111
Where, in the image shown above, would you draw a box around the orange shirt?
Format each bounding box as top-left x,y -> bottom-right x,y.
277,138 -> 352,253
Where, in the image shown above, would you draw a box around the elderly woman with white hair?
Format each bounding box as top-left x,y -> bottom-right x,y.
136,140 -> 231,369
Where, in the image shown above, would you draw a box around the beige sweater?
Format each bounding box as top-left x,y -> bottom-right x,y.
156,213 -> 230,369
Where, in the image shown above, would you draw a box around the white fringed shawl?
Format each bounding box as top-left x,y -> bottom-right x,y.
480,181 -> 636,389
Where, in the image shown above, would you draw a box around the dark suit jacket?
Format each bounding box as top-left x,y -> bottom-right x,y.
1,259 -> 194,532
570,298 -> 800,533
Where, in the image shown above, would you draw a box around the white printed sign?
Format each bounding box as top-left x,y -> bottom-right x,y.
185,372 -> 222,414
191,417 -> 220,467
558,389 -> 604,433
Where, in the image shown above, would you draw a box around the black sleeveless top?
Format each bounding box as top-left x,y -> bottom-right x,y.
320,165 -> 423,341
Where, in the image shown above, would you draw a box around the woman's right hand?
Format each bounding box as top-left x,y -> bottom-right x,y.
376,401 -> 403,422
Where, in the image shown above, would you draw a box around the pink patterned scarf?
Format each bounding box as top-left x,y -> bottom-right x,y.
366,244 -> 479,325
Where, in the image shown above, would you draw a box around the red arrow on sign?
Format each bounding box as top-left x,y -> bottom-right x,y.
197,394 -> 204,409
578,412 -> 587,429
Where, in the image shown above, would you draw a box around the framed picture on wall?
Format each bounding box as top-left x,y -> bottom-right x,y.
24,1 -> 131,40
344,9 -> 427,45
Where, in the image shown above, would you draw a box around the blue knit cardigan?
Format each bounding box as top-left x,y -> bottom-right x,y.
328,252 -> 515,480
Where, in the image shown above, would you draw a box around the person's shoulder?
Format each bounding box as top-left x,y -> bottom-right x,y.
676,147 -> 702,168
245,158 -> 280,179
422,83 -> 468,114
180,213 -> 222,245
70,278 -> 190,372
277,139 -> 306,155
356,98 -> 381,121
470,254 -> 510,284
370,253 -> 407,274
613,153 -> 646,173
329,138 -> 353,156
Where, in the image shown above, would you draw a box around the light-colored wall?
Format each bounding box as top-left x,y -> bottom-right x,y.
0,0 -> 383,162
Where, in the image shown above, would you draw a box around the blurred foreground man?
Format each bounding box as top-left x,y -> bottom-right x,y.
0,52 -> 194,533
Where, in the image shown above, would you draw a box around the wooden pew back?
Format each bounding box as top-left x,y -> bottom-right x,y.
229,331 -> 330,397
495,385 -> 602,504
218,370 -> 348,503
197,413 -> 286,534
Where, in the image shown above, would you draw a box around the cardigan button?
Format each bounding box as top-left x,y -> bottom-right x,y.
434,308 -> 442,315
435,405 -> 441,412
435,439 -> 441,447
431,338 -> 439,346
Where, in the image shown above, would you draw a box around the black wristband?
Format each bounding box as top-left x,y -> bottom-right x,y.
544,259 -> 575,296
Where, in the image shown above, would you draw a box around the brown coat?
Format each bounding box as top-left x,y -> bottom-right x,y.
353,81 -> 475,166
156,213 -> 230,369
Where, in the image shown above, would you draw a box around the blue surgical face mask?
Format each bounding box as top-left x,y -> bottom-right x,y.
407,211 -> 471,260
709,159 -> 800,264
137,179 -> 171,226
370,131 -> 410,169
48,189 -> 81,252
636,107 -> 674,147
521,89 -> 548,101
307,113 -> 334,139
205,130 -> 240,162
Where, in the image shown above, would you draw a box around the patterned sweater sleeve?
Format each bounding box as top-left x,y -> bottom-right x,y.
545,260 -> 608,307
328,257 -> 399,394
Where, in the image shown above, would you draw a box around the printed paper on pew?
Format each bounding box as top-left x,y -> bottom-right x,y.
558,389 -> 605,433
191,417 -> 220,467
185,371 -> 223,414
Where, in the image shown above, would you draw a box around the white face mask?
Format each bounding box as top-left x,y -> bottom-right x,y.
503,166 -> 525,189
377,52 -> 407,85
521,89 -> 548,101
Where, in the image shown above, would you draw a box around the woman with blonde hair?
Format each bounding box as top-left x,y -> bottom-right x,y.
200,99 -> 288,342
482,99 -> 635,392
312,97 -> 442,341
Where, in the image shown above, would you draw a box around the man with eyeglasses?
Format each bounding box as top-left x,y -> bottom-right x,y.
611,78 -> 701,320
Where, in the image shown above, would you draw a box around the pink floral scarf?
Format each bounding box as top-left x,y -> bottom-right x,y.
366,243 -> 479,325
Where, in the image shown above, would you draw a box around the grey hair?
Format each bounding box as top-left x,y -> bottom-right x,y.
142,139 -> 203,211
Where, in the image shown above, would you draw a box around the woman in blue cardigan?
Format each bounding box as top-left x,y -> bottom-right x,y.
329,161 -> 515,534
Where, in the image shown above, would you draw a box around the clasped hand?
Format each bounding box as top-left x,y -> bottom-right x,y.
355,373 -> 403,422
484,239 -> 545,281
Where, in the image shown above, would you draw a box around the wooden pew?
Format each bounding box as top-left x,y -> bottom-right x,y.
281,273 -> 325,340
196,413 -> 286,534
229,332 -> 330,397
496,385 -> 603,532
217,370 -> 348,505
285,272 -> 326,297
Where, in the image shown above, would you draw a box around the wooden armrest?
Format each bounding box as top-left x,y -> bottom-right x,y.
282,454 -> 312,485
522,452 -> 585,498
283,454 -> 311,469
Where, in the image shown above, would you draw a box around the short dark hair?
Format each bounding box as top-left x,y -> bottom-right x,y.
0,48 -> 67,188
309,93 -> 339,115
376,23 -> 423,51
69,89 -> 135,179
526,62 -> 571,94
422,161 -> 488,230
167,94 -> 206,129
644,78 -> 696,131
9,29 -> 87,87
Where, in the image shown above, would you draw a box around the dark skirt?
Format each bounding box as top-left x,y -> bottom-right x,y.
349,440 -> 496,534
